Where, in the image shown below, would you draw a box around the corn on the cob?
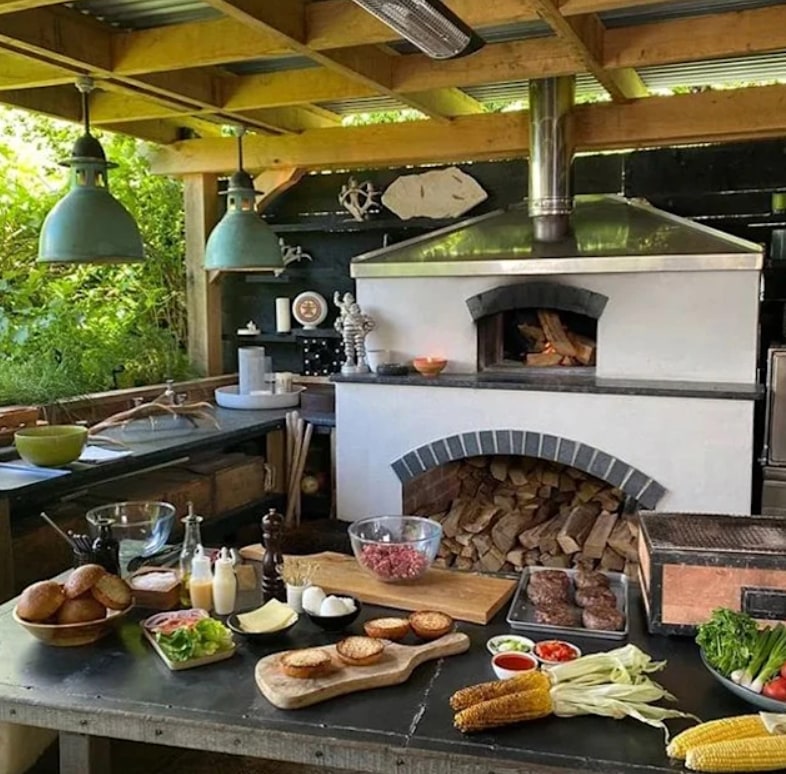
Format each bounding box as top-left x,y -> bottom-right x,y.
454,687 -> 553,733
667,715 -> 768,760
450,671 -> 550,711
685,735 -> 786,772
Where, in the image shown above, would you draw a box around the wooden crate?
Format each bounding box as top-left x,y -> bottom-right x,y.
639,512 -> 786,635
213,455 -> 267,514
0,406 -> 40,446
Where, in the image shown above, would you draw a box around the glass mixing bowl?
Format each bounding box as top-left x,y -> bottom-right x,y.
86,501 -> 176,575
348,515 -> 442,583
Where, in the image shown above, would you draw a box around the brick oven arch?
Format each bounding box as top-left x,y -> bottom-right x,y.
465,281 -> 608,321
390,430 -> 666,509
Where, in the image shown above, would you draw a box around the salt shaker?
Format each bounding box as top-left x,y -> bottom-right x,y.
261,508 -> 286,603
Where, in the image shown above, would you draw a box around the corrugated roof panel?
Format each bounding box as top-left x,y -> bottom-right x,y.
390,20 -> 553,53
639,52 -> 786,91
462,74 -> 604,107
601,0 -> 783,27
224,57 -> 319,76
67,0 -> 220,30
318,96 -> 416,116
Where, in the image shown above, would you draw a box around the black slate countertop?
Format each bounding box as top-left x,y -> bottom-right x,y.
332,371 -> 763,400
0,407 -> 288,499
0,579 -> 775,774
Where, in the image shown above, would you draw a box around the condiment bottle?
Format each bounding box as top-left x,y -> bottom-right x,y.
91,517 -> 119,575
189,546 -> 213,612
212,547 -> 237,615
179,502 -> 203,606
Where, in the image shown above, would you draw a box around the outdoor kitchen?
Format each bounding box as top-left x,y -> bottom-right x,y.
3,2 -> 786,774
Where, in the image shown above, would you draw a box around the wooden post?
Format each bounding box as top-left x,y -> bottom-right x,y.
184,173 -> 222,376
0,496 -> 12,603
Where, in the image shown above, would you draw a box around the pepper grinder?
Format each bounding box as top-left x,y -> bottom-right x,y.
91,517 -> 120,575
261,507 -> 286,603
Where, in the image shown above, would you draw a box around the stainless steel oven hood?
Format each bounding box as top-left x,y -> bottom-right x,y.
350,194 -> 762,279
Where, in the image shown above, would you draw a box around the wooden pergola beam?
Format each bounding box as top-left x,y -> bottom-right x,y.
0,0 -> 65,13
149,84 -> 786,176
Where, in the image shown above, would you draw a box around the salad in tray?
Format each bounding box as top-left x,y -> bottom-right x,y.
143,609 -> 235,664
697,608 -> 786,700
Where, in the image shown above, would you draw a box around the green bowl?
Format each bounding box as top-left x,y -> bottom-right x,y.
14,425 -> 88,467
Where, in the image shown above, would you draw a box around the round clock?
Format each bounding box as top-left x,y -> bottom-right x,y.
292,291 -> 328,329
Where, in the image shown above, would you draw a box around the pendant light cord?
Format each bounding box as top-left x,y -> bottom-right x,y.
236,126 -> 246,172
75,76 -> 95,136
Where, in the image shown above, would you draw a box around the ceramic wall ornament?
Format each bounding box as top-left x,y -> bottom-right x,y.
279,238 -> 313,268
381,166 -> 488,220
338,177 -> 380,221
333,291 -> 376,374
292,291 -> 328,330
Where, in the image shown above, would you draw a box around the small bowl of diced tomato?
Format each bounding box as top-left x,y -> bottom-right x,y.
533,639 -> 581,665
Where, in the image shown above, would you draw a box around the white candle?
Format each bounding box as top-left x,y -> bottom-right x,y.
238,346 -> 266,394
276,297 -> 291,333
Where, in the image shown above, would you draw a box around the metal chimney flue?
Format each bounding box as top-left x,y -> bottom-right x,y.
528,76 -> 575,242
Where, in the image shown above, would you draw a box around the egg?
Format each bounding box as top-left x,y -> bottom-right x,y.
337,596 -> 356,613
302,585 -> 326,614
320,596 -> 350,617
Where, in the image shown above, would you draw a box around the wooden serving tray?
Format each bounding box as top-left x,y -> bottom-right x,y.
142,628 -> 236,671
255,631 -> 470,709
239,548 -> 516,625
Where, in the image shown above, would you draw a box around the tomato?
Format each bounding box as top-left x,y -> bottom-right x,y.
534,640 -> 579,663
762,677 -> 786,701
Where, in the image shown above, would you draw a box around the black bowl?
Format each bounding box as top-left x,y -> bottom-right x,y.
303,596 -> 362,631
225,611 -> 299,641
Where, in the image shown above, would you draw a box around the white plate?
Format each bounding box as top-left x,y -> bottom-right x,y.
214,385 -> 304,410
486,634 -> 535,655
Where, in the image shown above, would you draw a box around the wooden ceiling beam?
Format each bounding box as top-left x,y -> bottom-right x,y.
0,0 -> 69,14
605,4 -> 786,69
149,84 -> 786,175
559,0 -> 671,14
530,1 -> 646,101
199,0 -> 456,121
0,48 -> 72,88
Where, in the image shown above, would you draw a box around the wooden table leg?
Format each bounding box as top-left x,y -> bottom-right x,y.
59,732 -> 111,774
0,496 -> 13,603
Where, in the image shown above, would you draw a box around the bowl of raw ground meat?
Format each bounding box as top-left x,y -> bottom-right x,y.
348,516 -> 442,582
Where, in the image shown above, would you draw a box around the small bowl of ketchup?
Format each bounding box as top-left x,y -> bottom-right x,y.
491,651 -> 539,680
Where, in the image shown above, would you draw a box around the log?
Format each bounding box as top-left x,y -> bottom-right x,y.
518,519 -> 554,550
490,456 -> 509,482
463,504 -> 500,534
537,310 -> 577,357
583,510 -> 619,560
539,513 -> 569,554
577,480 -> 604,503
455,557 -> 474,571
472,532 -> 494,557
593,488 -> 623,511
479,546 -> 506,573
567,331 -> 596,365
506,548 -> 527,568
559,473 -> 577,492
542,469 -> 560,488
442,499 -> 470,538
540,552 -> 571,568
600,546 -> 625,572
518,323 -> 546,350
491,511 -> 526,554
607,520 -> 639,562
466,456 -> 487,468
526,352 -> 563,367
524,550 -> 540,566
557,503 -> 601,554
459,543 -> 477,560
509,465 -> 528,486
493,494 -> 516,512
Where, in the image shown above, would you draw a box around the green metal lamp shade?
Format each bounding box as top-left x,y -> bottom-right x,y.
204,170 -> 284,272
38,134 -> 144,264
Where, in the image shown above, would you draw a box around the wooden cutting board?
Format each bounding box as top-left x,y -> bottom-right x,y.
238,547 -> 516,624
256,631 -> 470,709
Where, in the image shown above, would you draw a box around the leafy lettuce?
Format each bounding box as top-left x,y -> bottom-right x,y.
155,618 -> 234,663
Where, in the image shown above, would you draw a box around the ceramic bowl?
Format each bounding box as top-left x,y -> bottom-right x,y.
348,516 -> 442,583
533,639 -> 582,665
13,603 -> 132,647
486,634 -> 535,656
303,596 -> 362,631
412,357 -> 447,377
14,425 -> 88,467
491,651 -> 539,680
225,611 -> 299,641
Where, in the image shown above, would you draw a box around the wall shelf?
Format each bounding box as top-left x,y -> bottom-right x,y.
268,216 -> 460,234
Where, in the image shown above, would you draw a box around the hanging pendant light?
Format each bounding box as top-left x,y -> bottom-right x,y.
38,77 -> 144,265
204,128 -> 283,272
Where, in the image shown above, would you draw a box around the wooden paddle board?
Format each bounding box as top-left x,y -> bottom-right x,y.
255,631 -> 470,709
238,547 -> 516,625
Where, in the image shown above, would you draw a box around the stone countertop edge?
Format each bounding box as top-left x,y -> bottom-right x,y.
331,372 -> 763,401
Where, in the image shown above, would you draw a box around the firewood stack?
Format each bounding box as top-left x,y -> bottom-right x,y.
520,310 -> 596,367
414,456 -> 639,578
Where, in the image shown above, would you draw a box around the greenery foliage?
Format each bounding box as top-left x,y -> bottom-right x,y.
0,109 -> 192,407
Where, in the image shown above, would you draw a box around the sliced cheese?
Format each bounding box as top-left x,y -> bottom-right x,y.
237,599 -> 297,633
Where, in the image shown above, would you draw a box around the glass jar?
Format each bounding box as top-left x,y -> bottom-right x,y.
179,502 -> 204,606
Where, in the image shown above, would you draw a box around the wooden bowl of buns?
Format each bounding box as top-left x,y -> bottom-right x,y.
13,564 -> 133,647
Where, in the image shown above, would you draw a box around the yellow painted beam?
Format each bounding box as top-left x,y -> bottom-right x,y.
0,49 -> 72,88
0,0 -> 70,14
149,85 -> 786,175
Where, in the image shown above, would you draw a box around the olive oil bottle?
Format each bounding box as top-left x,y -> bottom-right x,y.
178,502 -> 204,607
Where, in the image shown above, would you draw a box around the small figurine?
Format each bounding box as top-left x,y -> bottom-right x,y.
333,291 -> 376,374
261,507 -> 286,603
338,177 -> 379,221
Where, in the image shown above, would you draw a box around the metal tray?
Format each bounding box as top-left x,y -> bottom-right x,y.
506,567 -> 629,640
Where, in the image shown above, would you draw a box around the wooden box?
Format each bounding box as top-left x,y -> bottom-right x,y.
213,455 -> 267,514
129,567 -> 181,610
639,512 -> 786,635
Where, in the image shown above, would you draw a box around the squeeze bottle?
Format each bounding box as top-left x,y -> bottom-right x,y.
189,546 -> 213,612
212,547 -> 237,615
